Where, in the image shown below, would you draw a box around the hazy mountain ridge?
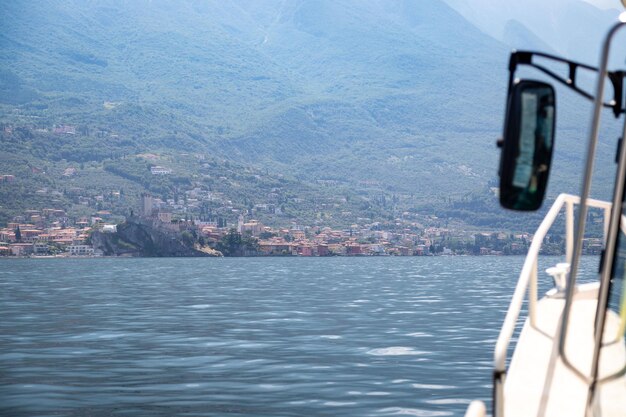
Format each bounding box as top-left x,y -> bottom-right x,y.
0,0 -> 620,229
443,0 -> 622,64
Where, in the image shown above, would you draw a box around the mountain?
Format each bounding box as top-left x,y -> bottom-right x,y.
0,0 -> 620,229
502,20 -> 557,54
0,0 -> 508,190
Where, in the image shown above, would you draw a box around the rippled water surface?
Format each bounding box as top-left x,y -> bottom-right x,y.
0,256 -> 598,416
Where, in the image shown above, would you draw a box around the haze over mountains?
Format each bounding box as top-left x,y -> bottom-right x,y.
1,0 -> 623,226
445,0 -> 622,63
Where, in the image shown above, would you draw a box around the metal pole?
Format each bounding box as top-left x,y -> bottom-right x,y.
529,260 -> 538,327
588,39 -> 626,407
604,206 -> 611,245
558,19 -> 626,382
566,200 -> 574,264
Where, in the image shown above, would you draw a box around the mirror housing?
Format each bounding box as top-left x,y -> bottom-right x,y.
499,79 -> 556,211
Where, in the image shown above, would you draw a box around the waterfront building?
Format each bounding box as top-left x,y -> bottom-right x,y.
9,243 -> 33,256
67,245 -> 94,256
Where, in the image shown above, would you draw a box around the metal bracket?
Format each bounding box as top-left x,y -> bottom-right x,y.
508,50 -> 625,118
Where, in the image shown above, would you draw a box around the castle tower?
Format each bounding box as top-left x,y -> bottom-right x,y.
141,193 -> 153,218
237,214 -> 244,233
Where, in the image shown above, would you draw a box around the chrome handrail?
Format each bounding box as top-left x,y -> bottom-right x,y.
493,193 -> 611,417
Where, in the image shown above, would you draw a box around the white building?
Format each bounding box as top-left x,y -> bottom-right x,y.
150,166 -> 171,175
67,245 -> 94,256
33,242 -> 50,254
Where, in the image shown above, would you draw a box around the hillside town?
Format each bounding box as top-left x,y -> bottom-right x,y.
0,192 -> 605,258
3,120 -> 584,258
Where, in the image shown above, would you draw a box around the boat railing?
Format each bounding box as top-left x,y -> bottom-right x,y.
492,193 -> 612,417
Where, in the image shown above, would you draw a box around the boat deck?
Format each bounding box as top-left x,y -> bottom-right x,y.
504,286 -> 626,417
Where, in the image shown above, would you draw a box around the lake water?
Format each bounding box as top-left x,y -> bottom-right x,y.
0,256 -> 599,417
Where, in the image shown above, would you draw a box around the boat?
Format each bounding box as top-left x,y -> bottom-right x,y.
464,9 -> 626,417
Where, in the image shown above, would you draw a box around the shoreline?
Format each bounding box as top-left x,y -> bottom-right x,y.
0,253 -> 576,259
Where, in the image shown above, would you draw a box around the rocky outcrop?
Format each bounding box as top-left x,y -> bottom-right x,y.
91,220 -> 220,257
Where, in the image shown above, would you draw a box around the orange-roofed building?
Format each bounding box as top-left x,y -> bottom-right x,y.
297,245 -> 314,257
20,229 -> 41,242
0,230 -> 16,242
346,244 -> 362,256
9,243 -> 33,256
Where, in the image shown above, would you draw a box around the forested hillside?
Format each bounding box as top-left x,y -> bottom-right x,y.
0,0 -> 620,231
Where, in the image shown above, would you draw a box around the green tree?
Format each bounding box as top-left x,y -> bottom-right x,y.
216,228 -> 258,256
259,231 -> 275,239
216,228 -> 242,256
181,231 -> 195,247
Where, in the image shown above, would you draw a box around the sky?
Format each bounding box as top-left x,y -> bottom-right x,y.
582,0 -> 622,9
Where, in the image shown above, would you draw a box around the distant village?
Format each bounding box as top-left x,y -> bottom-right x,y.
0,188 -> 606,258
0,122 -> 604,257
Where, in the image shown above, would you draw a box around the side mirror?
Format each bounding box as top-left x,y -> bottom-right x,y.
499,79 -> 556,211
